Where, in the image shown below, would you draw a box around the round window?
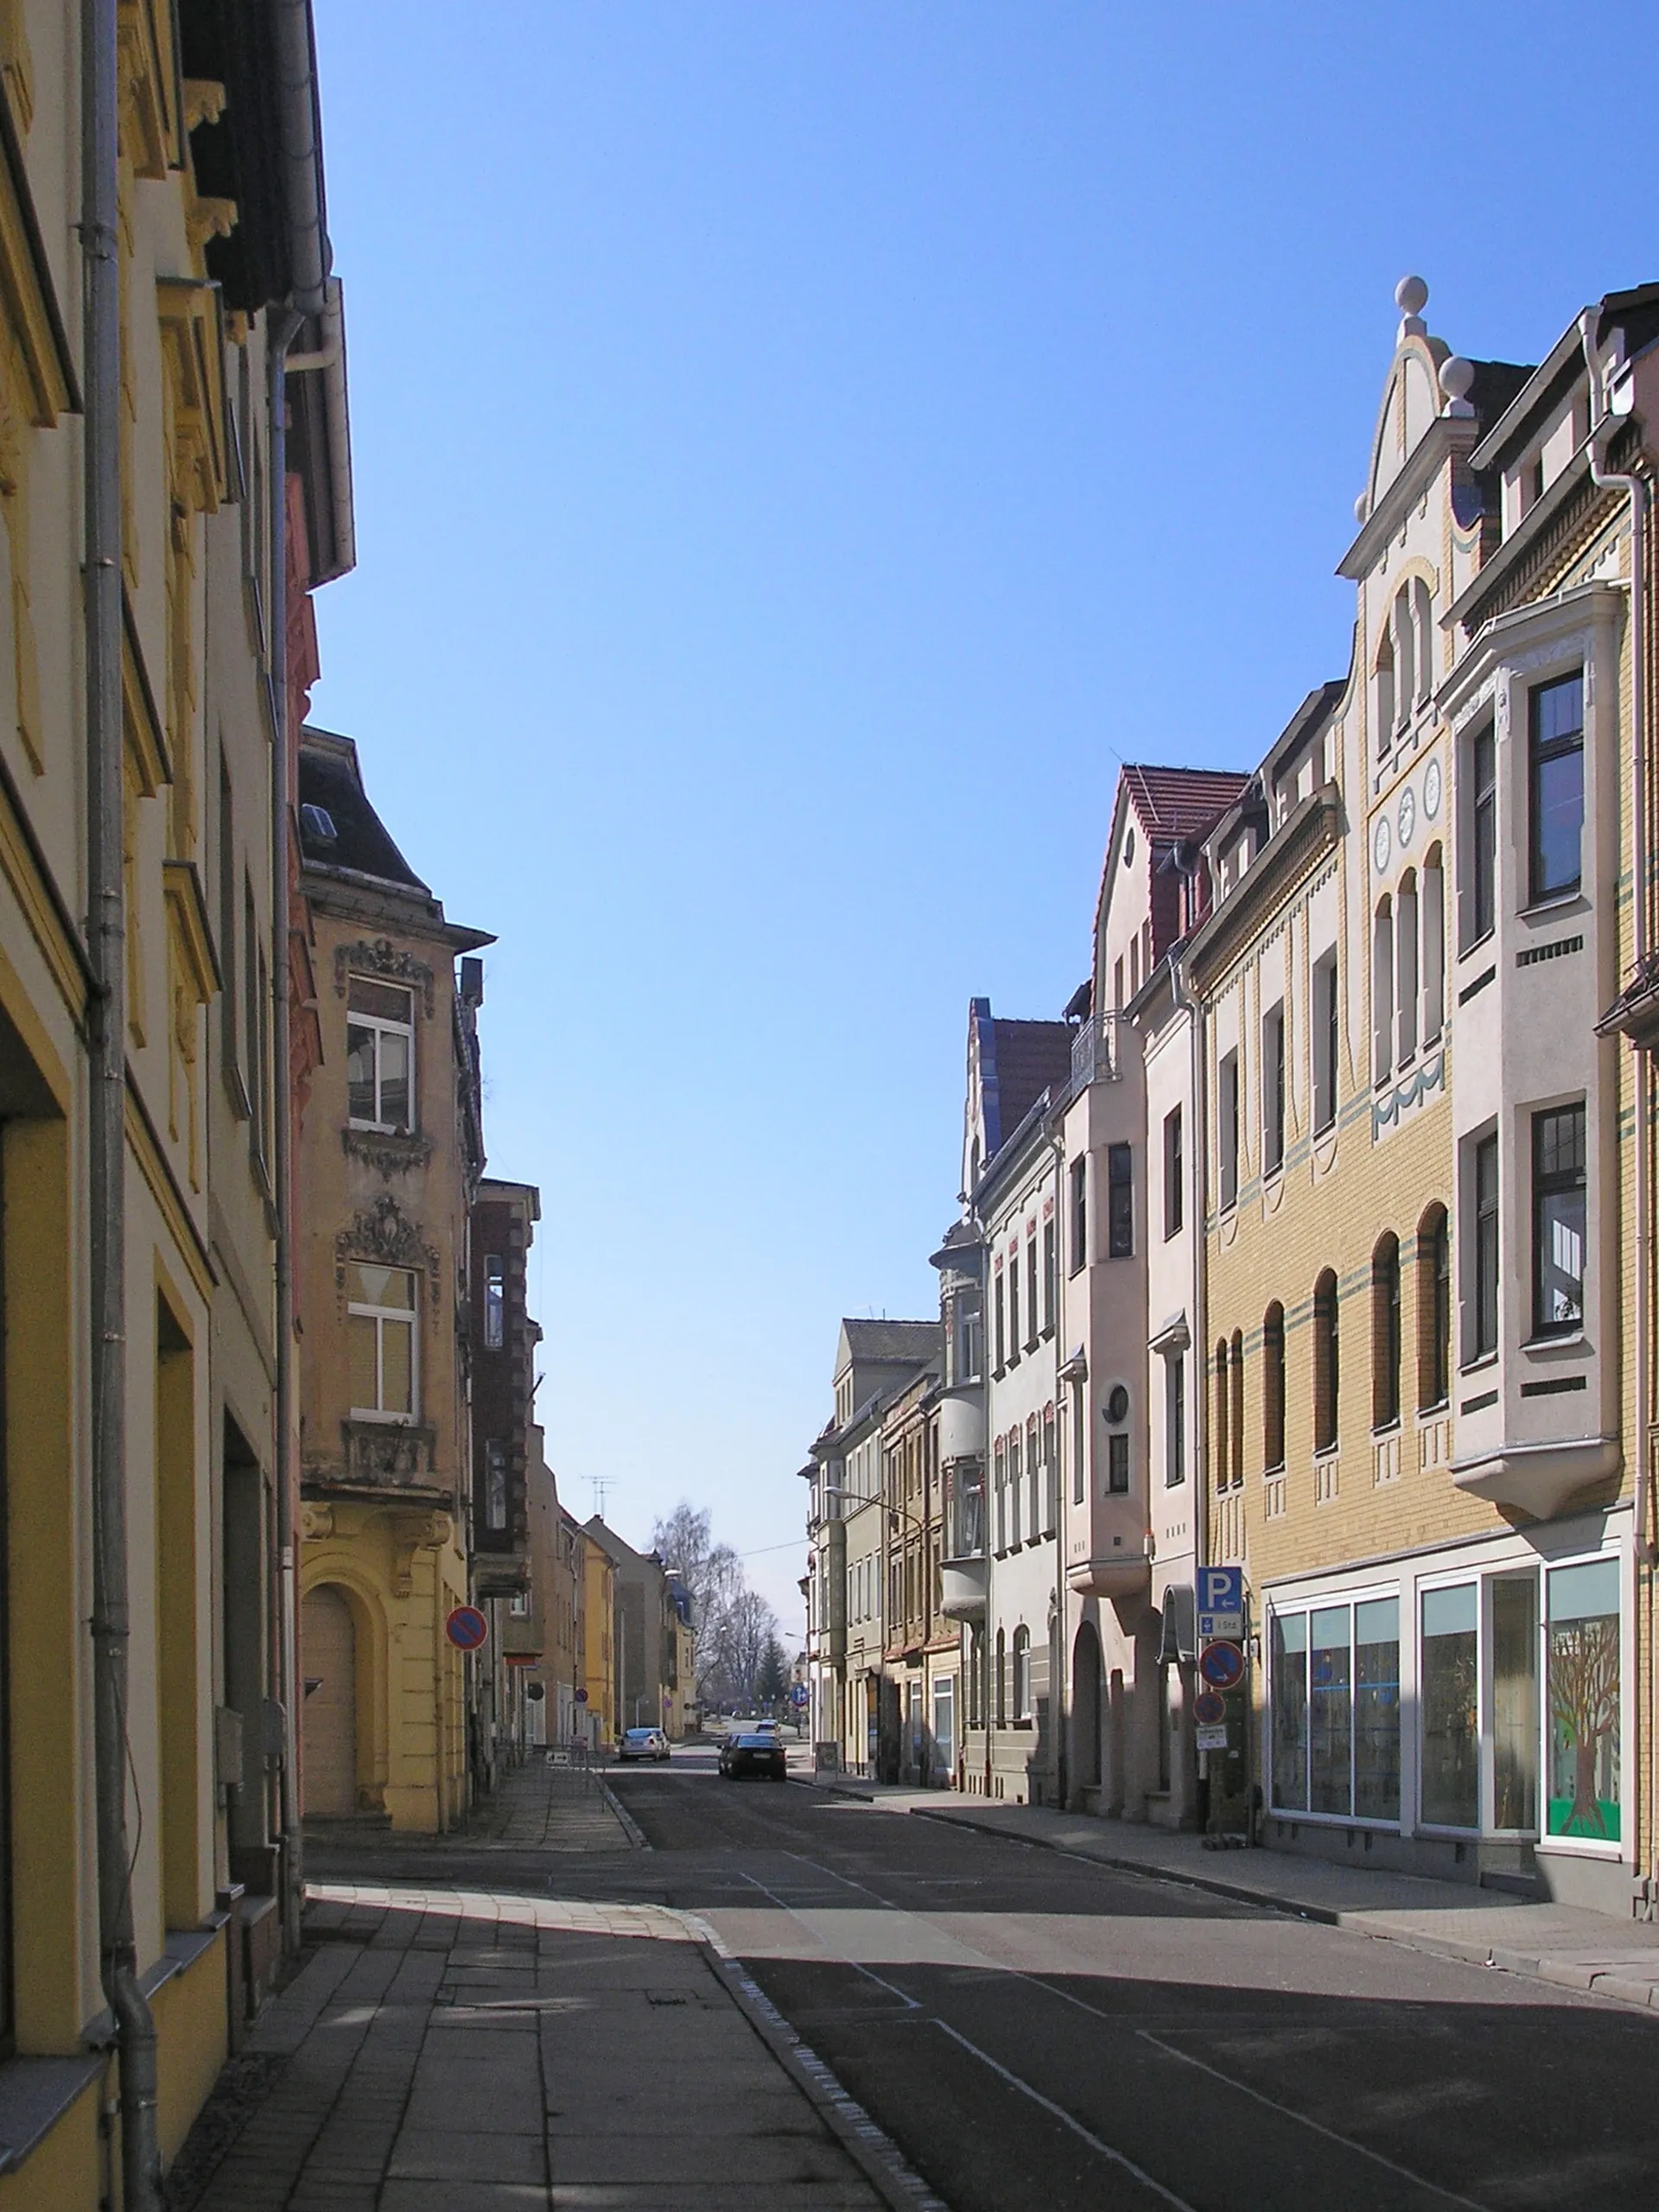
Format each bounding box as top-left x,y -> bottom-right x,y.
1104,1383 -> 1130,1425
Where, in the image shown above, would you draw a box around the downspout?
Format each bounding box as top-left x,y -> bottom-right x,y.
270,0 -> 330,1955
1580,313 -> 1656,1907
1046,1113 -> 1066,1812
1170,938 -> 1211,1827
266,305 -> 302,1951
81,0 -> 162,2198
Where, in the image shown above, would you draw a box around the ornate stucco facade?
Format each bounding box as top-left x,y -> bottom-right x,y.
296,728 -> 491,1835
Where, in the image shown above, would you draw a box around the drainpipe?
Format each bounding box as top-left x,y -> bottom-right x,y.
1045,1113 -> 1067,1811
1169,941 -> 1210,1827
1580,313 -> 1656,1907
82,0 -> 161,2198
270,0 -> 330,1956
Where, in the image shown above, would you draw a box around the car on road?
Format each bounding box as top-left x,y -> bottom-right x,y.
615,1727 -> 671,1763
718,1732 -> 788,1783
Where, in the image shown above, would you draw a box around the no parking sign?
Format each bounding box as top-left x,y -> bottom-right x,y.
445,1605 -> 489,1651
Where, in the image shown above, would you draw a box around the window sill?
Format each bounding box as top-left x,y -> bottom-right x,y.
1040,1323 -> 1056,1341
1458,925 -> 1496,963
1522,1329 -> 1586,1353
1459,1353 -> 1498,1378
1024,1338 -> 1041,1356
347,1118 -> 416,1138
1370,1420 -> 1402,1441
348,1409 -> 421,1427
1521,889 -> 1587,922
1415,1400 -> 1450,1420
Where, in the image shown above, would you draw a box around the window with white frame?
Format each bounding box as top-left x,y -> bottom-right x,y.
508,1590 -> 531,1618
1008,1428 -> 1023,1547
1270,1596 -> 1401,1821
1312,951 -> 1338,1135
347,1262 -> 418,1419
346,976 -> 415,1131
1165,1353 -> 1185,1485
1218,1051 -> 1239,1211
1528,671 -> 1585,906
1531,1103 -> 1586,1338
1262,1004 -> 1285,1177
1012,1626 -> 1032,1722
484,1255 -> 505,1349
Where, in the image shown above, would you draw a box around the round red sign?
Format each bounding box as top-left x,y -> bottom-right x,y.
445,1605 -> 489,1651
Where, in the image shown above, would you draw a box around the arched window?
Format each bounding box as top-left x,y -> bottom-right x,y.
1027,1414 -> 1040,1536
1373,898 -> 1395,1084
995,1627 -> 1006,1728
992,1436 -> 1007,1554
1230,1329 -> 1245,1489
1412,577 -> 1433,707
1263,1301 -> 1286,1471
1393,587 -> 1414,728
1012,1626 -> 1033,1723
968,1626 -> 984,1727
1008,1427 -> 1023,1547
1372,1233 -> 1402,1431
1396,869 -> 1419,1064
1313,1268 -> 1339,1453
1374,623 -> 1395,756
1213,1340 -> 1230,1494
1421,842 -> 1445,1045
1417,1203 -> 1452,1411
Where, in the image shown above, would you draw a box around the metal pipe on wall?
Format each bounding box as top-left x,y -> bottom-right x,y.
81,0 -> 162,2196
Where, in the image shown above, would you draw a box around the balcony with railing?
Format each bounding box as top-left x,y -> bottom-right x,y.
1070,1011 -> 1122,1094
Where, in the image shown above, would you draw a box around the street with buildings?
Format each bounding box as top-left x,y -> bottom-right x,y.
1,1 -> 1659,2208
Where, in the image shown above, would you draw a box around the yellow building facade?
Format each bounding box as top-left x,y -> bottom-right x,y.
0,1 -> 352,2198
1195,282 -> 1656,1916
296,729 -> 491,1835
581,1531 -> 618,1751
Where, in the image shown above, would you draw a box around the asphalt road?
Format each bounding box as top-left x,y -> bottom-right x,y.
599,1748 -> 1659,2212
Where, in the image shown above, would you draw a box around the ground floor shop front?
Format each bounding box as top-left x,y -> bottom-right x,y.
1259,1504 -> 1638,1914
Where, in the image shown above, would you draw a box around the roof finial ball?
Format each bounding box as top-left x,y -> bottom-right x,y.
1395,272 -> 1429,340
1440,354 -> 1477,419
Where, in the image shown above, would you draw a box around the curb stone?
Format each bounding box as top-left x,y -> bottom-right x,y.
681,1911 -> 950,2212
879,1798 -> 1659,2023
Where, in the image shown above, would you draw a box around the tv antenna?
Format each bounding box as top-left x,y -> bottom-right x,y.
588,1475 -> 614,1521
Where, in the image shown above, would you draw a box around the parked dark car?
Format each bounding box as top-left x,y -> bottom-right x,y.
718,1732 -> 788,1782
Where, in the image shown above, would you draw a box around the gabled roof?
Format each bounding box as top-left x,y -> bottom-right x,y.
1121,764 -> 1251,845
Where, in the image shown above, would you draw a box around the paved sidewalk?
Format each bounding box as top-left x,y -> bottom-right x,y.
807,1771 -> 1659,2013
305,1758 -> 640,1860
171,1882 -> 898,2211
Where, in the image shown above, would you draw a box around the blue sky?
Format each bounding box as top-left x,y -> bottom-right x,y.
306,3 -> 1654,1635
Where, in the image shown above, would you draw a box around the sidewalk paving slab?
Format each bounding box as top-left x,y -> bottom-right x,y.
804,1770 -> 1659,2014
168,1759 -> 938,2212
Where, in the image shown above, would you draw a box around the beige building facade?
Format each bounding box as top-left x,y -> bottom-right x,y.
296,728 -> 491,1834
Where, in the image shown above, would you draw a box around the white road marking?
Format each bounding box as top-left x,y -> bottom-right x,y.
926,2016 -> 1199,2211
1138,2031 -> 1492,2211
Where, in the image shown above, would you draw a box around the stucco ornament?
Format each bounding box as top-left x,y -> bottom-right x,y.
1397,785 -> 1415,851
334,938 -> 435,1017
1423,756 -> 1443,821
336,1192 -> 442,1306
1372,814 -> 1391,875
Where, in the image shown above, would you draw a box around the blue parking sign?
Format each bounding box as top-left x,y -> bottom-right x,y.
1197,1567 -> 1244,1637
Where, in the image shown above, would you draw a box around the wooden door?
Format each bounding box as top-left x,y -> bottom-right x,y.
302,1585 -> 357,1816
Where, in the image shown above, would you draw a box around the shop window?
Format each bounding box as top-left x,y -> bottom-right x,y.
1492,1573 -> 1539,1834
1270,1598 -> 1399,1821
1547,1559 -> 1620,1840
1420,1584 -> 1478,1829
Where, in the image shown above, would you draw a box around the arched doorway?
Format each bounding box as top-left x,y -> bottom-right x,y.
302,1585 -> 358,1816
1072,1621 -> 1103,1794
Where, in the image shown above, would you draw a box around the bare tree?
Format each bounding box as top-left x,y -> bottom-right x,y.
650,1501 -> 753,1707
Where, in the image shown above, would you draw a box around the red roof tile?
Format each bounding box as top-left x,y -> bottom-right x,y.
1121,765 -> 1250,844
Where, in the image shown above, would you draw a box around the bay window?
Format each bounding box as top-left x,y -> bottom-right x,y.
347,1262 -> 418,1420
1531,1103 -> 1586,1338
1528,671 -> 1584,905
346,976 -> 415,1131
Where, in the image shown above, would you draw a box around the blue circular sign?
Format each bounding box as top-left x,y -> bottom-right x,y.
1198,1640 -> 1244,1690
446,1605 -> 489,1651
